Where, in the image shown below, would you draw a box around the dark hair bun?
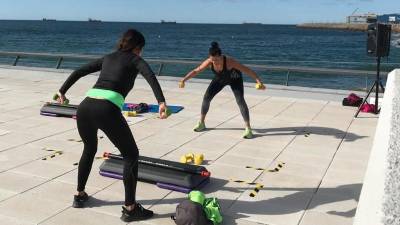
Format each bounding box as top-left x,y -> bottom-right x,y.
118,29 -> 145,52
211,41 -> 219,49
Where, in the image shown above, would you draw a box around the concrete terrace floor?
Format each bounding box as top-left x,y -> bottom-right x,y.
0,66 -> 378,225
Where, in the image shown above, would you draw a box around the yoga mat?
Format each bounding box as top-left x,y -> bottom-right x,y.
148,104 -> 184,113
123,103 -> 184,113
157,182 -> 191,193
99,170 -> 123,180
157,178 -> 210,193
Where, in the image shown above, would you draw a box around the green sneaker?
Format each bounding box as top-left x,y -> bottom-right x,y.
243,128 -> 253,139
193,121 -> 206,132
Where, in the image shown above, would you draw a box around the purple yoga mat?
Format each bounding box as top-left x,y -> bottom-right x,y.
99,171 -> 123,180
157,178 -> 210,193
157,182 -> 192,193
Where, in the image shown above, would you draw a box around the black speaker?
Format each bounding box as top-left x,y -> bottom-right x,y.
367,23 -> 392,57
376,23 -> 391,57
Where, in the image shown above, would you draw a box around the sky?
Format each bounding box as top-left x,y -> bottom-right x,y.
0,0 -> 398,24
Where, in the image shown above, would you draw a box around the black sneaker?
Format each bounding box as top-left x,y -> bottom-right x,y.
72,192 -> 89,208
120,203 -> 154,222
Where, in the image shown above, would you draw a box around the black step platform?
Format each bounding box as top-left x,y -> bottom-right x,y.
99,153 -> 210,190
40,102 -> 78,118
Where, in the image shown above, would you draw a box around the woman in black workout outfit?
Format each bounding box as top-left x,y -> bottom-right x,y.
180,42 -> 265,139
55,29 -> 167,222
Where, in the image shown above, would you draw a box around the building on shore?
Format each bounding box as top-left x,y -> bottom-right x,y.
378,14 -> 400,24
346,13 -> 377,24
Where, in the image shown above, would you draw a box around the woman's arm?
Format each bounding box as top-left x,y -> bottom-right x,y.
181,59 -> 211,82
135,57 -> 166,104
229,58 -> 263,84
59,58 -> 103,95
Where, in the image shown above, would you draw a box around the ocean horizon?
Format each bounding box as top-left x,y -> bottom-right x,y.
0,20 -> 399,90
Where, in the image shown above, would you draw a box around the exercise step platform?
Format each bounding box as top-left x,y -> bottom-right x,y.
40,102 -> 78,118
99,152 -> 211,193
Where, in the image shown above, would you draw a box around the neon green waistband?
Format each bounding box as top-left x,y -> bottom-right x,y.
86,88 -> 124,110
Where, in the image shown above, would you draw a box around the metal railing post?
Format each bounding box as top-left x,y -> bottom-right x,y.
285,70 -> 290,86
13,55 -> 20,66
157,63 -> 164,76
56,57 -> 63,69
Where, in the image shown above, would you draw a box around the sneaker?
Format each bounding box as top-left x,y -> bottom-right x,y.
193,121 -> 206,132
72,192 -> 89,208
243,128 -> 253,139
120,203 -> 154,222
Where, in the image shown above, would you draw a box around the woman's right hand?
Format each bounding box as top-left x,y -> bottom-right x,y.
159,102 -> 168,119
179,80 -> 185,88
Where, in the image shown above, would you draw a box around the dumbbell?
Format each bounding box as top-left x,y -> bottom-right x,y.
255,83 -> 265,90
123,111 -> 137,117
180,153 -> 204,165
160,108 -> 172,119
194,154 -> 204,165
53,93 -> 69,105
180,153 -> 194,164
179,81 -> 185,88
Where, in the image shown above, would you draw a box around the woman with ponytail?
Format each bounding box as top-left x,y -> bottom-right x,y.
180,42 -> 265,139
55,29 -> 167,222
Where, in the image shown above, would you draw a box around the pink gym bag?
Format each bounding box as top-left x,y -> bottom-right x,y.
360,103 -> 375,113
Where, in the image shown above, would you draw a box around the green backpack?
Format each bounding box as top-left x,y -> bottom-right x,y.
172,191 -> 223,225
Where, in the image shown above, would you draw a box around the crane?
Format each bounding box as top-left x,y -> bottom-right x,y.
351,8 -> 359,15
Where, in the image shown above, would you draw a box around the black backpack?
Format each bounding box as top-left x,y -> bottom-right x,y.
172,200 -> 212,225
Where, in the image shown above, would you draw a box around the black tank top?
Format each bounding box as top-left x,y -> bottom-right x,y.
211,56 -> 242,81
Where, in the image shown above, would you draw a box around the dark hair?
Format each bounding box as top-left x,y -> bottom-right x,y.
209,41 -> 222,56
118,29 -> 145,51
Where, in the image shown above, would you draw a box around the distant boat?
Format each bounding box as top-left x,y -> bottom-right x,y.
42,18 -> 56,21
242,22 -> 263,25
88,18 -> 102,23
161,20 -> 176,24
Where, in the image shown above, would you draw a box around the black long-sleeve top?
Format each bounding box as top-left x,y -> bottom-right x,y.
59,50 -> 166,103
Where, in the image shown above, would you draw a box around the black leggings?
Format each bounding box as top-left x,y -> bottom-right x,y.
201,77 -> 250,122
76,97 -> 138,206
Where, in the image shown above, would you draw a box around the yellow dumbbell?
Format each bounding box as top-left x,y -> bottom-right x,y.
255,83 -> 265,90
180,153 -> 194,164
194,154 -> 204,165
124,111 -> 137,117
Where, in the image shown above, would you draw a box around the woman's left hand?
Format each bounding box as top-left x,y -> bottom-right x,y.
255,81 -> 266,90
